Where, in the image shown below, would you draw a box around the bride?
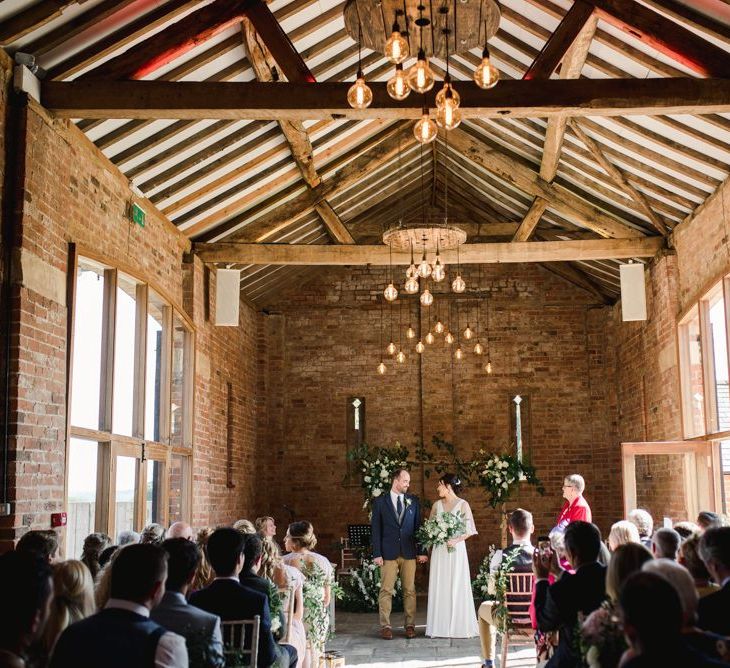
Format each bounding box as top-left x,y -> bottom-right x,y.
426,473 -> 480,638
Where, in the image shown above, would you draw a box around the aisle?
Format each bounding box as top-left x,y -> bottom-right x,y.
325,609 -> 536,667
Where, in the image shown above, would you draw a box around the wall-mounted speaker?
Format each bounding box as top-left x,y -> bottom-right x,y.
215,268 -> 241,326
620,263 -> 647,322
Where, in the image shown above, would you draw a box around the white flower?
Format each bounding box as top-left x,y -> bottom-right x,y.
380,469 -> 388,478
495,477 -> 501,484
502,481 -> 508,488
364,475 -> 371,482
372,488 -> 382,497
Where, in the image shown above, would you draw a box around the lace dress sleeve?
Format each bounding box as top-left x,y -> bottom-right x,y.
461,501 -> 478,537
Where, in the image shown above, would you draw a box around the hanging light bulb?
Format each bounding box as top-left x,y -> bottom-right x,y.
454,346 -> 463,360
416,340 -> 425,353
387,63 -> 411,101
377,361 -> 387,375
396,350 -> 406,364
485,359 -> 493,374
452,273 -> 466,293
474,341 -> 484,355
347,70 -> 373,109
404,276 -> 419,294
386,341 -> 397,356
384,282 -> 398,301
463,324 -> 473,340
474,45 -> 500,90
414,110 -> 437,144
407,48 -> 435,94
406,262 -> 418,279
417,253 -> 432,278
435,75 -> 461,109
445,331 -> 455,344
384,19 -> 409,63
425,331 -> 435,345
406,324 -> 416,339
436,88 -> 461,130
420,289 -> 434,306
435,320 -> 445,334
432,256 -> 446,282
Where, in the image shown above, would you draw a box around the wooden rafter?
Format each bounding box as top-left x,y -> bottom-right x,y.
0,0 -> 79,44
641,0 -> 730,47
43,78 -> 730,119
193,238 -> 664,265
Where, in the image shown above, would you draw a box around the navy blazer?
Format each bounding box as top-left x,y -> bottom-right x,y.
371,493 -> 425,560
189,579 -> 280,668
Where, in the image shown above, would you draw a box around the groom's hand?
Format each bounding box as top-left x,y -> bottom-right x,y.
373,557 -> 384,566
417,555 -> 428,564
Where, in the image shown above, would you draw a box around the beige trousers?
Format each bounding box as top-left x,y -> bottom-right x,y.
478,600 -> 498,660
379,557 -> 417,628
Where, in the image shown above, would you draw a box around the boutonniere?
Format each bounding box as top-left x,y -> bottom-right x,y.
405,498 -> 413,507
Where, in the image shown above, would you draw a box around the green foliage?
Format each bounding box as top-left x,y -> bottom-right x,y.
470,450 -> 545,508
338,559 -> 403,613
471,545 -> 520,634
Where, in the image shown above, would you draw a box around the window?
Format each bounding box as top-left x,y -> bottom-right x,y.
66,252 -> 194,557
345,397 -> 365,483
679,305 -> 706,438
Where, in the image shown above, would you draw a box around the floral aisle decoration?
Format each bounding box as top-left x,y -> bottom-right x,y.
471,450 -> 545,508
471,545 -> 519,633
416,510 -> 467,553
339,559 -> 403,612
266,581 -> 284,639
580,600 -> 627,668
301,562 -> 339,650
347,442 -> 409,509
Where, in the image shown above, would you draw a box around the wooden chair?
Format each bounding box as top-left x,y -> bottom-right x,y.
338,537 -> 359,579
222,616 -> 260,667
277,586 -> 295,645
499,573 -> 536,668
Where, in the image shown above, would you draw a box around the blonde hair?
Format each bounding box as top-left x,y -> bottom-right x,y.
606,543 -> 653,601
43,560 -> 95,653
255,517 -> 274,534
261,536 -> 286,585
192,527 -> 215,591
233,519 -> 256,534
286,521 -> 317,550
609,520 -> 641,551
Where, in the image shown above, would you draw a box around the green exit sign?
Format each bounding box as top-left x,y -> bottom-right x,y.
131,202 -> 146,228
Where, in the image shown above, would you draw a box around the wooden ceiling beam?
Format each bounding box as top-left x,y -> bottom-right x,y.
584,0 -> 730,77
0,0 -> 79,44
640,0 -> 730,47
43,78 -> 730,119
193,238 -> 664,265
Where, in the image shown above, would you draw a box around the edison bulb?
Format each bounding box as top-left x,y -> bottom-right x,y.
420,289 -> 434,306
417,256 -> 432,279
485,359 -> 493,374
384,282 -> 398,302
435,82 -> 461,109
377,361 -> 387,375
425,332 -> 435,345
396,350 -> 406,364
406,325 -> 416,339
404,276 -> 419,294
435,320 -> 445,334
416,340 -> 425,353
432,258 -> 446,282
474,47 -> 500,90
436,94 -> 462,130
407,49 -> 434,93
385,26 -> 409,64
406,263 -> 418,279
445,331 -> 455,344
414,113 -> 437,144
474,341 -> 484,355
387,64 -> 411,100
454,346 -> 464,360
386,341 -> 397,356
452,274 -> 466,293
347,75 -> 373,109
463,325 -> 473,340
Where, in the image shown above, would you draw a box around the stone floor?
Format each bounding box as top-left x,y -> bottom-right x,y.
326,610 -> 537,668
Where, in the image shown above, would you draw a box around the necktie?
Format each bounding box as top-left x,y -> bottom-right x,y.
397,495 -> 403,522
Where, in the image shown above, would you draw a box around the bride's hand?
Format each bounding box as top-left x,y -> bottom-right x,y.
446,538 -> 458,548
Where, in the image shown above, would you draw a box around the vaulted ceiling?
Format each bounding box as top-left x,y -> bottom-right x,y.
3,0 -> 730,304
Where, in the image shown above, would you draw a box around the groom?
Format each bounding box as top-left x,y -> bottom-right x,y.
371,468 -> 427,640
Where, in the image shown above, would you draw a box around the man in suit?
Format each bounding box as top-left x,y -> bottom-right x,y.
533,521 -> 606,668
371,468 -> 427,640
51,544 -> 188,668
698,526 -> 730,635
151,538 -> 225,667
189,528 -> 296,668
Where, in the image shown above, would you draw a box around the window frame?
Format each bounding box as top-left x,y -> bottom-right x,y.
65,245 -> 195,549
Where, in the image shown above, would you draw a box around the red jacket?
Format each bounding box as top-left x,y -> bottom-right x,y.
556,495 -> 592,529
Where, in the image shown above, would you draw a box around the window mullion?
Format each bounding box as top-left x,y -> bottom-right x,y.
99,269 -> 117,432
133,284 -> 148,440
159,306 -> 173,445
700,299 -> 719,434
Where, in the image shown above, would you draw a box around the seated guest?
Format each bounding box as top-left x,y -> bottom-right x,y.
478,508 -> 534,668
0,551 -> 53,668
140,524 -> 165,546
534,521 -> 606,668
675,521 -> 701,540
16,530 -> 61,564
191,528 -> 215,592
627,509 -> 653,550
80,533 -> 111,580
608,520 -> 640,551
166,522 -> 193,541
233,519 -> 256,534
652,527 -> 681,560
42,560 -> 95,655
697,511 -> 723,532
117,530 -> 139,546
98,546 -> 118,571
256,517 -> 277,539
189,528 -> 296,668
50,544 -> 187,668
151,539 -> 225,668
555,474 -> 591,529
618,572 -> 725,667
697,526 -> 730,635
680,534 -> 718,598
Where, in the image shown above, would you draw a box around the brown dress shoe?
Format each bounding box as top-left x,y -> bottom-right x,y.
405,625 -> 416,639
381,626 -> 393,640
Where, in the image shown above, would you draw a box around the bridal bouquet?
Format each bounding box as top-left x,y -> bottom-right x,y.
416,511 -> 467,553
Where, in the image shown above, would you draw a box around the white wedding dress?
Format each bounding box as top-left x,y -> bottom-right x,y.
426,498 -> 480,638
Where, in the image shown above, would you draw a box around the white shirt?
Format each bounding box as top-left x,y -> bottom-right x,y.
390,491 -> 404,516
489,538 -> 533,573
105,599 -> 189,668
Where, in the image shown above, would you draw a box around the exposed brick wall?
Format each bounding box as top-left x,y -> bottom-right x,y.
257,264 -> 620,568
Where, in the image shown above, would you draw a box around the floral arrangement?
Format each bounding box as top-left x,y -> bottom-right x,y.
471,545 -> 520,633
301,561 -> 337,649
339,558 -> 403,612
347,442 -> 409,509
266,580 -> 284,639
580,600 -> 627,668
416,510 -> 467,553
471,450 -> 545,508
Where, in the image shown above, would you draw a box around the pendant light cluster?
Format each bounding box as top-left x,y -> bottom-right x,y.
347,9 -> 500,146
